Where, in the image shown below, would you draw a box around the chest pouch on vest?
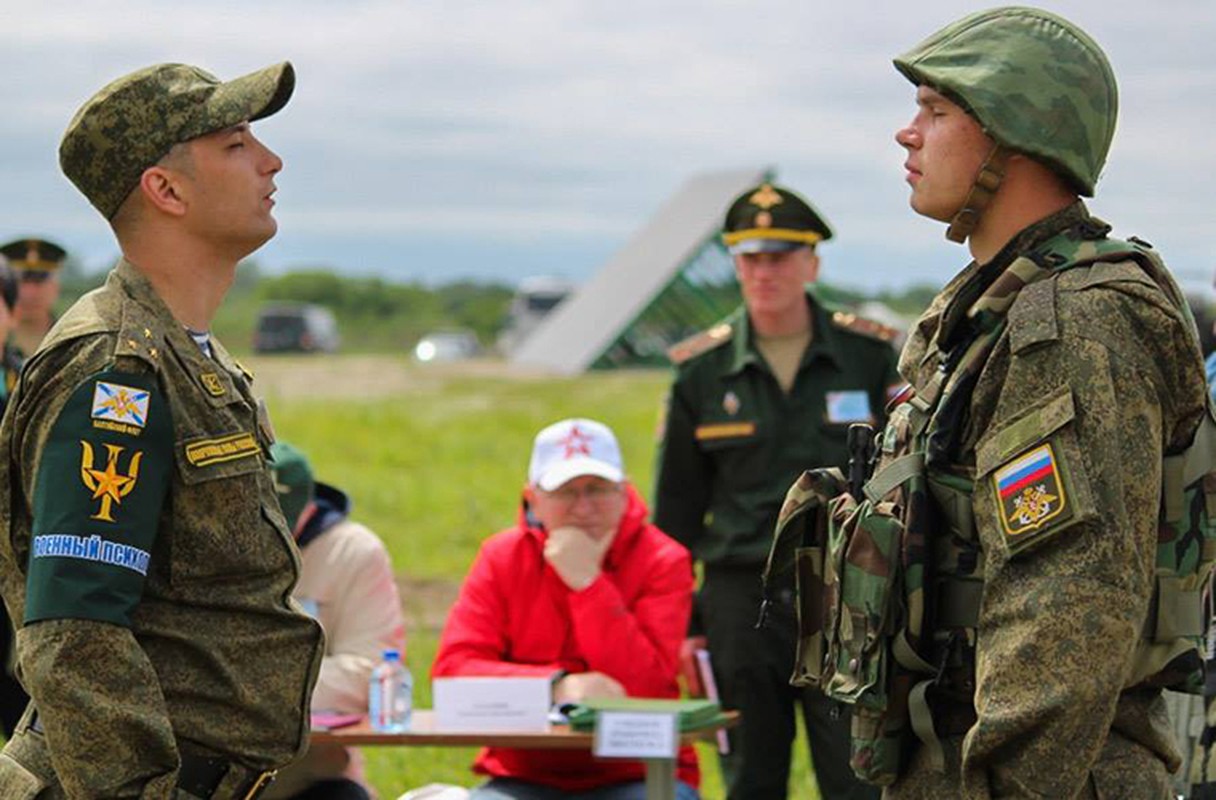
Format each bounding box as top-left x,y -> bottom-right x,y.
764,393 -> 986,786
838,397 -> 967,786
761,467 -> 848,688
1134,407 -> 1216,694
820,487 -> 910,785
762,400 -> 937,785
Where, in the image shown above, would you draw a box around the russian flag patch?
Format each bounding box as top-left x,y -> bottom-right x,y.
993,443 -> 1068,537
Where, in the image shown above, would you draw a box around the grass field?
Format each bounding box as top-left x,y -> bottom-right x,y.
251,354 -> 822,800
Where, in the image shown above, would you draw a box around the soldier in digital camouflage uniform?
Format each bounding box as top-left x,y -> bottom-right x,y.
873,7 -> 1208,799
0,62 -> 324,799
655,183 -> 899,800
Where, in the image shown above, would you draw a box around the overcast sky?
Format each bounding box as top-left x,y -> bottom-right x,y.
2,0 -> 1213,291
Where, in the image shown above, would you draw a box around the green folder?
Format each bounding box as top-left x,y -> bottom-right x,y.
565,698 -> 726,732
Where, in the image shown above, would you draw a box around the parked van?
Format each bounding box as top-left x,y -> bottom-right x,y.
253,303 -> 339,353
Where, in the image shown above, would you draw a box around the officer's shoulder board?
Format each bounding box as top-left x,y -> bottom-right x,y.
35,284 -> 168,375
830,311 -> 899,344
112,310 -> 168,373
667,322 -> 733,365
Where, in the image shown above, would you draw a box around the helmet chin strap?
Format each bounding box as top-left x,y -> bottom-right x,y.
946,144 -> 1010,243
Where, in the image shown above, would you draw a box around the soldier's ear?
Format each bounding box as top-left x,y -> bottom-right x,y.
803,251 -> 821,284
137,165 -> 189,218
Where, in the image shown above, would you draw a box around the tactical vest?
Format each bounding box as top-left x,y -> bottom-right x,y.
761,233 -> 1216,785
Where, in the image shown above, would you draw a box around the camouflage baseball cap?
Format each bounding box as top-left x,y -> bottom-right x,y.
59,61 -> 295,219
722,183 -> 833,255
894,7 -> 1116,196
270,441 -> 314,534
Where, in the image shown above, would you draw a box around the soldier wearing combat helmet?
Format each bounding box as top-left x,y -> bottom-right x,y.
0,62 -> 322,798
655,183 -> 898,800
806,7 -> 1210,799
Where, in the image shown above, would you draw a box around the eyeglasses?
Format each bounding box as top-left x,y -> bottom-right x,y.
540,483 -> 622,506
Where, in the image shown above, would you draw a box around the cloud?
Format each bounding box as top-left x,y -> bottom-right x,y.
3,0 -> 1215,287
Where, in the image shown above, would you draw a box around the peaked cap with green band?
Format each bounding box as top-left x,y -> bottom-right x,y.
59,61 -> 295,219
722,183 -> 833,255
894,6 -> 1117,197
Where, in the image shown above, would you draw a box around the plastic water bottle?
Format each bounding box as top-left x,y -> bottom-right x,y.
368,649 -> 413,732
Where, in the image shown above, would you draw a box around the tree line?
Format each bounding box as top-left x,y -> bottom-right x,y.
61,261 -> 940,354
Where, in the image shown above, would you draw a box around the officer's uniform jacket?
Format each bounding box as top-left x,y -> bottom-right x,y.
654,289 -> 901,566
887,203 -> 1209,798
0,259 -> 324,798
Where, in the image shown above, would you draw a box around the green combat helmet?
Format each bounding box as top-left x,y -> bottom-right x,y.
894,6 -> 1118,241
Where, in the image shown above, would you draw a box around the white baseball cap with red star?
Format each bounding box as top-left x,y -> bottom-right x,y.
528,418 -> 624,491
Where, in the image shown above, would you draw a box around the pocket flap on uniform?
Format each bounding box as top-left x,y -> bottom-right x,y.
976,384 -> 1075,477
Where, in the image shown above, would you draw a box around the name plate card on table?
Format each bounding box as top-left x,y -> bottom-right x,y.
593,712 -> 679,760
432,677 -> 551,732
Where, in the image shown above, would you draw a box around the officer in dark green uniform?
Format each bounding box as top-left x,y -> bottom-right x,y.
0,238 -> 67,358
654,183 -> 900,800
0,61 -> 323,798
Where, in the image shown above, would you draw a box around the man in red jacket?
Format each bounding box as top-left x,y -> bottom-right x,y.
433,417 -> 700,799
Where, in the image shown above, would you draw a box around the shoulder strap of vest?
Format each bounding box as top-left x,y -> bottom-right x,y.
1035,232 -> 1190,317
